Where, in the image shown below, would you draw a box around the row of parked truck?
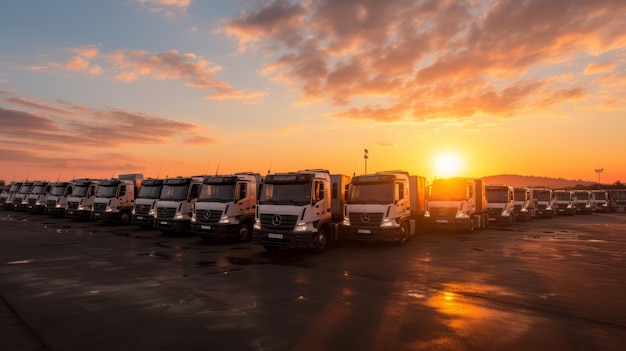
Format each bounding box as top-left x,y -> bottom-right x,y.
0,170 -> 617,253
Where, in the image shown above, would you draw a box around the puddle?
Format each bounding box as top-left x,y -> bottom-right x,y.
7,260 -> 33,265
226,257 -> 254,265
137,251 -> 173,259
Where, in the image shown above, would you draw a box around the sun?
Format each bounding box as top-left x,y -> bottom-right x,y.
433,152 -> 463,178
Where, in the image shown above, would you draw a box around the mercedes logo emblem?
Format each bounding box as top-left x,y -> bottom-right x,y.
203,210 -> 210,219
160,208 -> 168,216
438,207 -> 448,215
271,215 -> 282,227
360,213 -> 370,223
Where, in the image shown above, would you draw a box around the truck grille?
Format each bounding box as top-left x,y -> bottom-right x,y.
259,214 -> 298,231
348,212 -> 384,228
537,204 -> 547,210
28,198 -> 37,206
428,207 -> 457,217
47,199 -> 57,207
156,207 -> 177,220
67,201 -> 79,210
486,208 -> 502,216
93,203 -> 107,211
196,210 -> 222,224
134,204 -> 152,215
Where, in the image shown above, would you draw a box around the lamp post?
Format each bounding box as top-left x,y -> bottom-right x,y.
595,168 -> 603,190
364,149 -> 369,174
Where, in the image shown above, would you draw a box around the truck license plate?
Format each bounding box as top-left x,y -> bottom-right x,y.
436,219 -> 448,223
357,229 -> 371,234
136,216 -> 143,220
94,213 -> 100,216
160,221 -> 168,225
201,225 -> 211,230
268,233 -> 283,239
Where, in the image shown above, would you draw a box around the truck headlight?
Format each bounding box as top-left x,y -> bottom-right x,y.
253,219 -> 261,230
342,216 -> 351,226
174,213 -> 184,220
219,215 -> 236,224
294,222 -> 314,232
455,211 -> 469,219
424,211 -> 430,218
380,218 -> 397,227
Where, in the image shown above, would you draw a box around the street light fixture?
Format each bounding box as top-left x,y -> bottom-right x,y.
595,168 -> 604,190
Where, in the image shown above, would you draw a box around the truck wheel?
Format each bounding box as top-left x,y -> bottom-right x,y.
397,222 -> 409,246
236,223 -> 251,242
119,211 -> 132,225
313,227 -> 329,254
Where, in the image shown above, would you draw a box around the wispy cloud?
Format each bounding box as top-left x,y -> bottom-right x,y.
224,0 -> 626,122
135,0 -> 192,17
42,47 -> 264,101
1,93 -> 214,151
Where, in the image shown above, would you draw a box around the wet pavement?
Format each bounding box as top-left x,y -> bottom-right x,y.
1,210 -> 625,350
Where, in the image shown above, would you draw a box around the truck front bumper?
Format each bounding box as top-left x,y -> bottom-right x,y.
191,223 -> 238,239
425,217 -> 471,228
65,209 -> 91,220
133,214 -> 155,227
344,226 -> 403,242
252,230 -> 317,249
155,219 -> 190,233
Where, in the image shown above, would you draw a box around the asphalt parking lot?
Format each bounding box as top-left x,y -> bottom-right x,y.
1,210 -> 625,351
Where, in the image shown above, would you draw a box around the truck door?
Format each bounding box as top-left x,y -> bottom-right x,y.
313,180 -> 327,216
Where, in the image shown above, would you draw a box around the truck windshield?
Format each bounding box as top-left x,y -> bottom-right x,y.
535,192 -> 551,201
138,185 -> 162,199
96,185 -> 118,198
575,192 -> 589,200
30,185 -> 46,195
593,192 -> 607,200
486,189 -> 508,203
348,183 -> 393,203
198,184 -> 235,202
160,184 -> 190,201
19,185 -> 33,194
555,193 -> 570,201
50,185 -> 67,196
71,185 -> 89,197
429,180 -> 466,201
259,183 -> 311,205
514,191 -> 527,201
9,184 -> 21,193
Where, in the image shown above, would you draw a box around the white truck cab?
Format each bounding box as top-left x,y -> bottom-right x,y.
485,184 -> 515,225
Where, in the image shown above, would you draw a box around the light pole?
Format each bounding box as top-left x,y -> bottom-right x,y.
595,168 -> 603,189
364,149 -> 369,174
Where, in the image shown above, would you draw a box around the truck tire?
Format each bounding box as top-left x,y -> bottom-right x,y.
313,227 -> 329,254
119,211 -> 132,225
467,217 -> 475,232
397,222 -> 409,246
236,223 -> 252,242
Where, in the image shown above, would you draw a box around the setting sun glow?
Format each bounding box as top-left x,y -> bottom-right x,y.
433,152 -> 463,178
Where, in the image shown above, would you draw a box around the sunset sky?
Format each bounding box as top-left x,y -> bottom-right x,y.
1,0 -> 625,185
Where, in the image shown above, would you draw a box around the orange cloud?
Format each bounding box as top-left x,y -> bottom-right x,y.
224,0 -> 626,122
1,94 -> 214,151
65,56 -> 102,75
584,61 -> 619,75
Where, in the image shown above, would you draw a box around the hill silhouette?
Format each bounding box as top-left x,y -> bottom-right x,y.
483,174 -> 595,189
